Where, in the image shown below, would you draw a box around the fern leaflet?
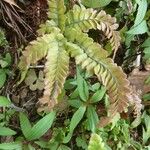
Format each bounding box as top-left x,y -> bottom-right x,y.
66,5 -> 120,51
48,0 -> 66,31
38,37 -> 69,112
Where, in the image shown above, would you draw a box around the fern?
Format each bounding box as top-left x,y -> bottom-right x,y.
19,0 -> 133,126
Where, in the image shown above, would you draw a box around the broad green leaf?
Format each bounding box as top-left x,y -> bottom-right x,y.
3,53 -> 12,66
142,113 -> 150,144
19,112 -> 32,139
131,117 -> 141,128
144,47 -> 150,62
127,20 -> 148,35
125,0 -> 147,47
143,93 -> 150,101
77,68 -> 89,101
69,106 -> 86,132
68,99 -> 83,108
0,60 -> 8,68
20,110 -> 55,141
0,96 -> 11,107
48,142 -> 59,150
63,106 -> 86,143
91,83 -> 101,92
144,114 -> 150,131
81,0 -> 112,8
143,127 -> 149,144
87,106 -> 99,132
58,145 -> 71,150
88,134 -> 105,150
125,34 -> 134,47
0,142 -> 22,150
0,126 -> 16,136
0,53 -> 12,68
142,37 -> 150,47
27,144 -> 36,150
64,79 -> 76,90
134,0 -> 147,26
27,111 -> 56,140
90,87 -> 106,103
35,141 -> 53,149
142,38 -> 150,63
70,88 -> 79,99
0,69 -> 6,88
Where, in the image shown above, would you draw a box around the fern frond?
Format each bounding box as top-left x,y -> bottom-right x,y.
66,5 -> 120,51
66,29 -> 131,125
38,36 -> 69,112
18,34 -> 55,83
48,0 -> 66,31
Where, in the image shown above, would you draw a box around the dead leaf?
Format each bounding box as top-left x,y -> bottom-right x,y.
25,69 -> 37,86
131,86 -> 143,117
128,68 -> 150,94
98,117 -> 111,128
25,69 -> 44,91
20,88 -> 28,99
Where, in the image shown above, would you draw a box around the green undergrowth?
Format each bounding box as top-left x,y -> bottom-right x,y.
0,0 -> 150,150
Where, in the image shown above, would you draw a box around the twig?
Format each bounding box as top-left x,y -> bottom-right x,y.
29,65 -> 44,69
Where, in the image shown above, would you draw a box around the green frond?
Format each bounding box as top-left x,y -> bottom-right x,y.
38,36 -> 69,112
66,5 -> 120,51
18,34 -> 56,83
66,30 -> 131,125
48,0 -> 66,31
